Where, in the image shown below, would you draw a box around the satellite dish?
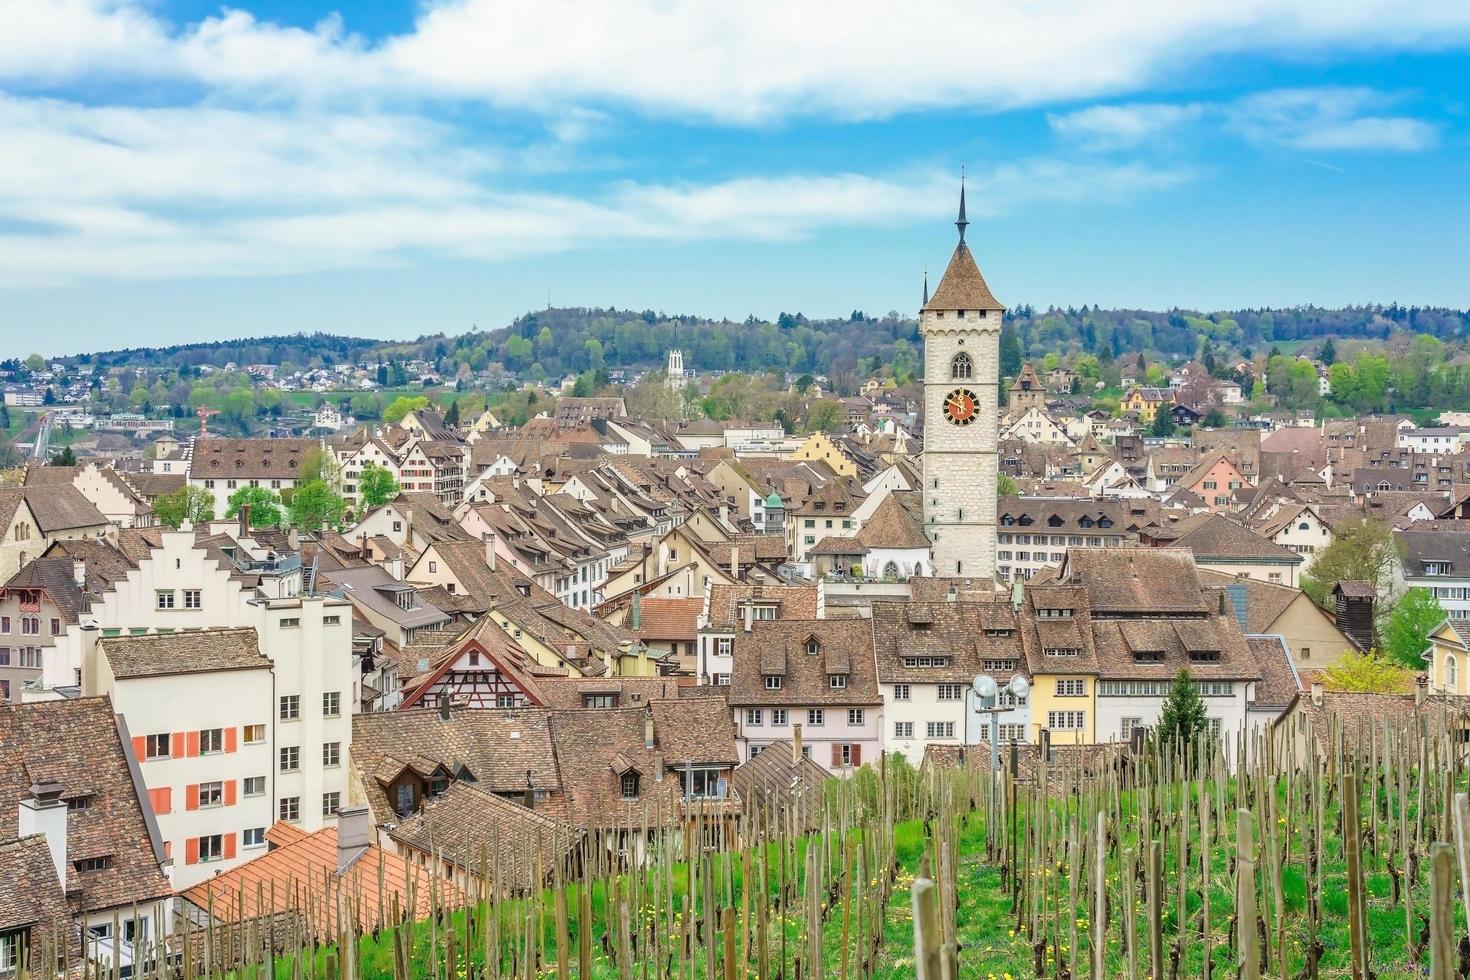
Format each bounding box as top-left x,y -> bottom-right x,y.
972,675 -> 997,699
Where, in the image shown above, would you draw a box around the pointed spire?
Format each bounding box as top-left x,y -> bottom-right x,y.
922,265 -> 929,306
955,168 -> 968,244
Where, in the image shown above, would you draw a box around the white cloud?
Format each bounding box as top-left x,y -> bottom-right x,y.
1048,103 -> 1207,149
1226,87 -> 1439,151
3,0 -> 1470,121
0,95 -> 1193,286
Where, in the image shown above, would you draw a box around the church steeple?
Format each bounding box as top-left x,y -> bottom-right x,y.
922,265 -> 929,306
955,175 -> 968,244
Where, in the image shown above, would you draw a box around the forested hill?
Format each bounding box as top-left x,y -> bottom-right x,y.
72,304 -> 1470,381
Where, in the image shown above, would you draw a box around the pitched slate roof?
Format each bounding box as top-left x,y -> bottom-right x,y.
99,627 -> 271,679
1055,548 -> 1212,616
0,485 -> 107,534
630,597 -> 702,641
704,585 -> 820,629
0,697 -> 172,914
1245,634 -> 1302,710
1164,513 -> 1303,563
871,599 -> 1023,685
189,437 -> 318,481
1398,528 -> 1470,577
921,242 -> 1003,312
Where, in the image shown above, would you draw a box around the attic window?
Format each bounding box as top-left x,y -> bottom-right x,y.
1079,516 -> 1094,528
620,773 -> 640,798
1189,650 -> 1221,663
1098,517 -> 1113,528
1044,647 -> 1080,658
1132,650 -> 1164,664
1048,515 -> 1064,527
764,675 -> 783,690
395,591 -> 415,611
805,638 -> 820,656
1018,515 -> 1033,526
1036,608 -> 1074,619
829,673 -> 847,689
1000,515 -> 1015,526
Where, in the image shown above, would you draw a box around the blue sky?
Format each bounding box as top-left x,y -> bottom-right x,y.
2,1 -> 1469,357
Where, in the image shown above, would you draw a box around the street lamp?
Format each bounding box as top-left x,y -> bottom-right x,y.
972,673 -> 1031,853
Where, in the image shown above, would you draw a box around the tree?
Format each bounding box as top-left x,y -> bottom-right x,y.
383,395 -> 430,424
1381,587 -> 1445,668
24,354 -> 45,373
1320,337 -> 1337,366
358,463 -> 400,509
1149,409 -> 1177,438
443,398 -> 461,427
49,445 -> 77,466
1301,517 -> 1400,610
805,399 -> 844,433
1202,408 -> 1227,428
288,480 -> 346,532
1155,669 -> 1211,757
154,485 -> 215,529
1319,650 -> 1414,693
997,473 -> 1019,497
224,485 -> 284,529
999,331 -> 1023,379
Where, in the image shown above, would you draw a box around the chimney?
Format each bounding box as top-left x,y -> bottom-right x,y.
947,585 -> 957,603
482,532 -> 497,571
335,806 -> 372,873
523,770 -> 535,809
19,782 -> 67,893
72,558 -> 86,589
654,753 -> 665,782
359,532 -> 369,560
743,602 -> 754,634
79,622 -> 102,697
791,724 -> 803,765
387,556 -> 404,581
437,691 -> 452,722
239,502 -> 251,538
644,711 -> 655,750
730,545 -> 739,581
630,590 -> 642,632
1416,673 -> 1429,707
1310,680 -> 1323,708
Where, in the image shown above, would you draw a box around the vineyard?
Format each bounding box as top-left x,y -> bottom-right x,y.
30,708 -> 1470,979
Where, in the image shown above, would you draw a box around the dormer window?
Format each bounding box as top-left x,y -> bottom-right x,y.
1189,650 -> 1221,663
1079,516 -> 1094,528
1048,515 -> 1063,527
829,674 -> 847,689
620,772 -> 639,798
805,638 -> 820,656
1001,514 -> 1016,526
1018,515 -> 1033,526
395,591 -> 415,611
764,675 -> 783,690
1036,608 -> 1074,619
1044,647 -> 1080,658
1098,517 -> 1113,529
1132,650 -> 1164,664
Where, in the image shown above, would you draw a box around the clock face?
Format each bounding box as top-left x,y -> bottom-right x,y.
943,388 -> 979,425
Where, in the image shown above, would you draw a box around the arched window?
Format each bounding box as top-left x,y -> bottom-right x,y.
951,352 -> 973,380
1448,655 -> 1459,690
883,560 -> 900,579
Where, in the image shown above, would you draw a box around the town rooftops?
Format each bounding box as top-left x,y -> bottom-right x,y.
99,627 -> 271,679
1159,513 -> 1303,564
1054,548 -> 1212,616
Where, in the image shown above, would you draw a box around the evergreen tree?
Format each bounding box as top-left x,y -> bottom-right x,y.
1150,409 -> 1177,438
443,398 -> 461,427
49,445 -> 77,466
1155,669 -> 1211,759
999,330 -> 1023,379
1320,337 -> 1337,366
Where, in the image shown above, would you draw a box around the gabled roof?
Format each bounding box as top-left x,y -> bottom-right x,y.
1164,513 -> 1303,563
855,493 -> 931,550
100,627 -> 271,679
0,834 -> 74,957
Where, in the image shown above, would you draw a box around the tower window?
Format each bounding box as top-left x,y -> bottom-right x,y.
951,352 -> 973,380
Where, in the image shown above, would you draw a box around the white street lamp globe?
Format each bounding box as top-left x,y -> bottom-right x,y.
972,674 -> 997,700
1007,675 -> 1030,700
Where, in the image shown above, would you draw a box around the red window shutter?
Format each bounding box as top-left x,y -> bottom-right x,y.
184,838 -> 199,865
224,780 -> 236,806
223,833 -> 237,861
163,841 -> 172,860
132,736 -> 147,762
186,730 -> 200,757
830,743 -> 842,767
224,727 -> 237,753
171,732 -> 186,759
851,743 -> 862,767
149,787 -> 172,815
185,784 -> 198,811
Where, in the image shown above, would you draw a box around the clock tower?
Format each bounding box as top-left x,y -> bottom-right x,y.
921,182 -> 1003,579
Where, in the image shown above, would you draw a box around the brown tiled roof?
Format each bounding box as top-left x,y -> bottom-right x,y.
1197,569 -> 1299,633
0,485 -> 107,534
1157,513 -> 1302,563
630,597 -> 702,641
548,700 -> 739,829
921,242 -> 1003,312
190,437 -> 318,480
855,493 -> 931,550
1090,612 -> 1261,683
181,823 -> 461,939
729,619 -> 879,707
809,535 -> 867,556
996,496 -> 1125,532
704,585 -> 820,629
731,741 -> 831,829
535,675 -> 695,710
1055,548 -> 1211,616
0,834 -> 74,953
99,627 -> 271,679
1245,635 -> 1301,709
0,697 -> 172,914
351,708 -> 561,828
387,782 -> 583,891
871,600 -> 1023,685
23,464 -> 79,486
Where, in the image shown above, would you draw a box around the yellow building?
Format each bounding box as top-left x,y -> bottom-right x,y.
791,432 -> 857,478
1120,386 -> 1174,423
1026,670 -> 1097,745
1428,619 -> 1470,695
